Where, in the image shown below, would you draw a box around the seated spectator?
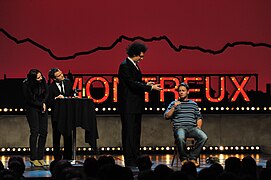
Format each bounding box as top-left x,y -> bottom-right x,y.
239,156 -> 257,180
181,161 -> 197,179
83,157 -> 98,179
266,159 -> 271,169
51,160 -> 72,180
97,155 -> 115,170
0,169 -> 16,180
138,169 -> 155,180
154,164 -> 174,180
224,157 -> 241,176
136,155 -> 152,172
8,156 -> 25,180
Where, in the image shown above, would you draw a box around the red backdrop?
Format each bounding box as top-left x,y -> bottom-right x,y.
1,0 -> 270,92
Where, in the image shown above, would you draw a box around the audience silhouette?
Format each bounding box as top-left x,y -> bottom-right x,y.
0,154 -> 271,180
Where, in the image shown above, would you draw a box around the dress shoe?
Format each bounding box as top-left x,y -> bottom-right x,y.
38,160 -> 47,166
29,160 -> 43,167
190,159 -> 200,167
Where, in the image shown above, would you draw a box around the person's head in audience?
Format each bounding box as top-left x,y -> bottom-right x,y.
266,159 -> 271,169
138,169 -> 155,180
259,168 -> 271,180
7,156 -> 25,179
168,171 -> 189,180
136,154 -> 153,171
60,167 -> 84,180
181,160 -> 197,179
98,164 -> 133,180
154,164 -> 174,180
0,169 -> 16,180
198,167 -> 216,180
49,159 -> 60,176
216,172 -> 237,180
97,155 -> 115,169
209,163 -> 223,178
224,157 -> 241,175
52,160 -> 72,180
83,157 -> 98,178
240,155 -> 257,180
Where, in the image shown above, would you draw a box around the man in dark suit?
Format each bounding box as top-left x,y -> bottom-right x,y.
118,41 -> 162,167
48,68 -> 73,160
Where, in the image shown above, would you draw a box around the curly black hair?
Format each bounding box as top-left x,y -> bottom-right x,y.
126,41 -> 148,57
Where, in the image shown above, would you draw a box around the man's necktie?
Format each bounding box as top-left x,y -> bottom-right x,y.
59,81 -> 65,95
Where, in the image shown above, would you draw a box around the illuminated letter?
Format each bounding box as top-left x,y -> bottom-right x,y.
113,77 -> 118,102
230,76 -> 250,102
183,77 -> 203,102
72,77 -> 83,98
85,77 -> 110,103
205,76 -> 226,102
159,77 -> 180,102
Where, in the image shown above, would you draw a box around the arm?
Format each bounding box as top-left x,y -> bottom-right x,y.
164,101 -> 181,119
118,64 -> 152,93
197,119 -> 203,129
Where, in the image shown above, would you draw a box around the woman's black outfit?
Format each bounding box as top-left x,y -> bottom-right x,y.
22,78 -> 48,161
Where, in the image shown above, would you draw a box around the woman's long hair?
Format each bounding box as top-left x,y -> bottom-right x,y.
26,69 -> 47,96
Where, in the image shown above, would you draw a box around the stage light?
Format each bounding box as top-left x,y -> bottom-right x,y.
156,147 -> 159,151
107,108 -> 111,111
221,107 -> 224,110
219,146 -> 224,151
166,147 -> 170,150
95,108 -> 99,111
149,107 -> 153,111
113,108 -> 116,111
106,147 -> 110,151
4,108 -> 8,112
156,108 -> 160,111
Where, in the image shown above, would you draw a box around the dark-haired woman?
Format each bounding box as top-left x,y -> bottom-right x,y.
23,69 -> 48,167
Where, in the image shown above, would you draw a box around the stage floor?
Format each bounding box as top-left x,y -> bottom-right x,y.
1,153 -> 270,179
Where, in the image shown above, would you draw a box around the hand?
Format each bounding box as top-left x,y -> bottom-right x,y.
55,94 -> 65,99
152,84 -> 163,91
147,81 -> 155,86
42,103 -> 46,112
174,101 -> 181,107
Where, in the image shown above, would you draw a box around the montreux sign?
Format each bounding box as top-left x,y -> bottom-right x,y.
70,74 -> 257,104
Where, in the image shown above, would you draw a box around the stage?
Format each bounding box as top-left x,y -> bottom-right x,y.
1,153 -> 270,179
